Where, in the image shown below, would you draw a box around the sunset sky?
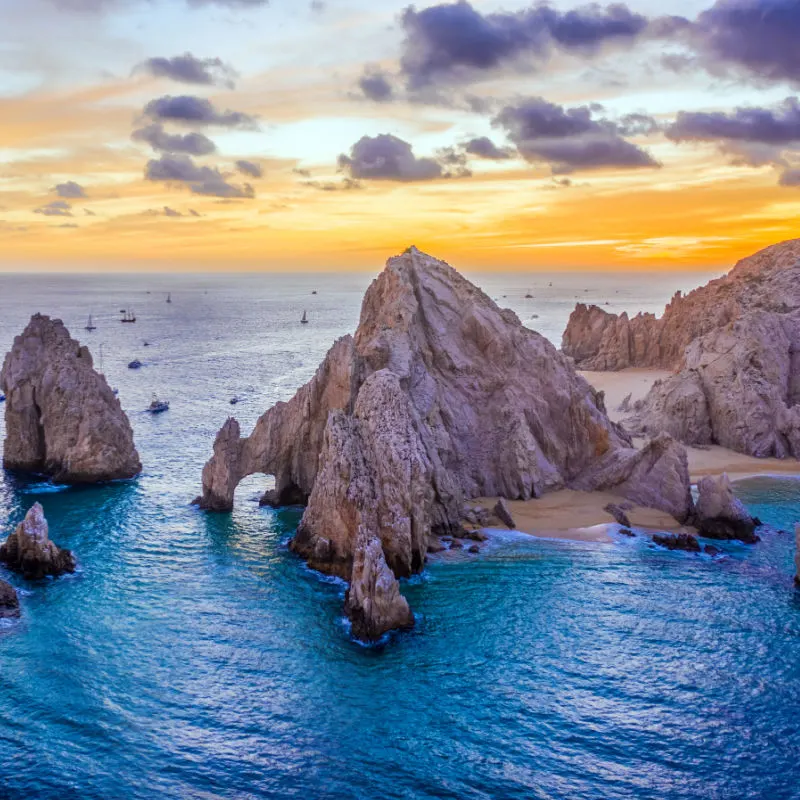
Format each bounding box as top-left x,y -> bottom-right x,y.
2,0 -> 800,270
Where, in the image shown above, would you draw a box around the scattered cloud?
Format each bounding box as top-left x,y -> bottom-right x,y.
34,200 -> 73,217
132,122 -> 217,155
463,136 -> 514,160
142,95 -> 258,128
493,97 -> 660,173
136,53 -> 238,87
53,181 -> 86,198
355,66 -> 395,102
235,159 -> 262,178
144,154 -> 255,198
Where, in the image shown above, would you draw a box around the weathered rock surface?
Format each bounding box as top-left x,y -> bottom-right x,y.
198,247 -> 696,636
344,527 -> 415,642
493,498 -> 516,529
0,503 -> 76,579
652,531 -> 701,552
563,239 -> 800,371
0,580 -> 20,619
604,502 -> 632,528
694,474 -> 759,543
1,314 -> 141,483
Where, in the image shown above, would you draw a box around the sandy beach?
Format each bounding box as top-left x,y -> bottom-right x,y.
474,368 -> 800,543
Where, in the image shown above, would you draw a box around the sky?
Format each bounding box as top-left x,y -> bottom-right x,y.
2,0 -> 800,271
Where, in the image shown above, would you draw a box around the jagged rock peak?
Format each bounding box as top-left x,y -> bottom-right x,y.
197,247 -> 696,639
0,502 -> 76,580
1,314 -> 141,483
562,238 -> 800,371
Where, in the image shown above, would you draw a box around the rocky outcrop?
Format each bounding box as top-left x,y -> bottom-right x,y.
493,498 -> 516,529
624,311 -> 800,458
0,580 -> 20,619
694,474 -> 759,543
198,247 -> 696,637
0,503 -> 76,579
563,239 -> 800,372
604,502 -> 632,528
344,527 -> 415,642
1,314 -> 141,483
652,531 -> 701,552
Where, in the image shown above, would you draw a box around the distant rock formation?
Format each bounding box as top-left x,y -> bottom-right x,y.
197,247 -> 695,640
695,474 -> 759,543
1,314 -> 141,483
0,580 -> 20,619
0,503 -> 76,579
563,240 -> 800,459
563,239 -> 800,372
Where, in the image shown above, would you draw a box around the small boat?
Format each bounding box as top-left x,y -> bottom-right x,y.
301,310 -> 309,324
166,293 -> 172,304
230,396 -> 239,405
128,359 -> 142,370
525,292 -> 533,299
85,314 -> 96,332
121,310 -> 136,323
0,394 -> 5,403
312,290 -> 317,295
147,394 -> 169,414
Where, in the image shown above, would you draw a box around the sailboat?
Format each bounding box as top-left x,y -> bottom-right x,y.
301,310 -> 309,324
121,309 -> 136,323
85,314 -> 96,331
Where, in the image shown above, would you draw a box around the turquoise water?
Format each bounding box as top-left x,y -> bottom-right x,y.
3,270 -> 799,799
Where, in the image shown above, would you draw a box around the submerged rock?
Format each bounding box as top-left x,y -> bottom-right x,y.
652,531 -> 701,552
0,580 -> 20,619
197,247 -> 696,636
1,314 -> 141,483
0,503 -> 76,580
493,498 -> 516,529
344,527 -> 415,642
694,474 -> 759,543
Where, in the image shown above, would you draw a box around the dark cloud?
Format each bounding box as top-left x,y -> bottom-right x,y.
53,181 -> 86,198
143,95 -> 258,128
463,136 -> 514,159
145,154 -> 255,198
34,200 -> 73,217
132,122 -> 217,155
779,167 -> 800,186
235,159 -> 262,178
356,67 -> 395,102
136,53 -> 238,88
691,0 -> 800,85
666,97 -> 800,144
338,134 -> 472,182
493,97 -> 659,172
398,1 -> 674,88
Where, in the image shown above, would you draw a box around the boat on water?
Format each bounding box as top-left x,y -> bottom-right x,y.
301,310 -> 309,324
147,394 -> 169,414
166,293 -> 171,304
121,310 -> 136,323
0,394 -> 5,403
85,314 -> 96,331
525,292 -> 533,299
230,396 -> 239,405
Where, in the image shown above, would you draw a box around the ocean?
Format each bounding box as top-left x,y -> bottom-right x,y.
1,267 -> 799,800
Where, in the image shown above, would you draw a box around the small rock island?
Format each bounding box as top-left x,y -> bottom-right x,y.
1,314 -> 141,483
0,503 -> 75,580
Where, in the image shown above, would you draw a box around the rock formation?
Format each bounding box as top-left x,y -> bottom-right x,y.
0,580 -> 20,619
562,239 -> 800,372
652,531 -> 701,552
562,239 -> 800,459
1,314 -> 141,483
197,247 -> 695,640
795,524 -> 800,587
0,503 -> 76,579
694,474 -> 759,543
493,499 -> 516,529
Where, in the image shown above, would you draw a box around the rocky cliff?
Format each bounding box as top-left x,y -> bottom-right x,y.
1,314 -> 141,483
562,239 -> 800,371
0,503 -> 75,580
197,247 -> 695,640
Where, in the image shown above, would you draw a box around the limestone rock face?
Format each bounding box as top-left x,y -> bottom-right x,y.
198,247 -> 696,636
344,527 -> 415,642
625,311 -> 800,458
0,580 -> 20,619
1,314 -> 141,483
694,474 -> 759,543
0,503 -> 76,579
563,238 -> 800,371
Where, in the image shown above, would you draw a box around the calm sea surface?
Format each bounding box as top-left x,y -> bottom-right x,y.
2,268 -> 799,800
